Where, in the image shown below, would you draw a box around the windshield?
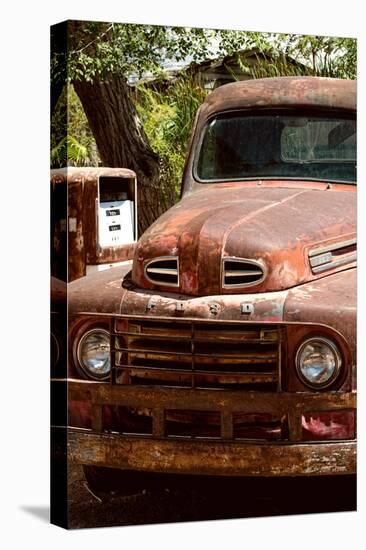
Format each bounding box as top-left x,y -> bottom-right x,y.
195,111 -> 356,184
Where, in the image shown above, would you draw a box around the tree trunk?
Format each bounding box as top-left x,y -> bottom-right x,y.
73,75 -> 174,234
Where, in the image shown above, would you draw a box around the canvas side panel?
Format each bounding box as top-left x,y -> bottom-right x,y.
50,19 -> 68,530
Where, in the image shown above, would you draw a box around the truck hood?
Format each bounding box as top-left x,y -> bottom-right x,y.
132,184 -> 356,295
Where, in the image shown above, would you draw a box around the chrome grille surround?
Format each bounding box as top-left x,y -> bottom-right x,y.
144,256 -> 179,287
222,257 -> 266,288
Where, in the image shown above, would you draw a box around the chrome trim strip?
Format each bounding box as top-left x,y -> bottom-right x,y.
309,252 -> 333,268
225,270 -> 264,277
309,238 -> 356,258
311,253 -> 357,273
146,268 -> 178,276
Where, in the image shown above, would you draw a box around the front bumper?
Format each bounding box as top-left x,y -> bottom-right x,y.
68,430 -> 355,477
64,380 -> 356,477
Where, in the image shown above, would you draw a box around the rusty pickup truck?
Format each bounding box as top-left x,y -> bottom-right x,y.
65,77 -> 356,489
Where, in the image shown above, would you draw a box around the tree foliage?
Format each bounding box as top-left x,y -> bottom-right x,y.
135,76 -> 207,197
51,22 -> 257,86
51,135 -> 88,167
271,33 -> 356,78
50,22 -> 356,223
51,84 -> 100,167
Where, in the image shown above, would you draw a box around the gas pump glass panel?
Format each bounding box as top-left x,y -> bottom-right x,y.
98,176 -> 136,247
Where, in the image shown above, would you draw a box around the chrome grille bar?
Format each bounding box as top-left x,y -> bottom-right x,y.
111,318 -> 282,391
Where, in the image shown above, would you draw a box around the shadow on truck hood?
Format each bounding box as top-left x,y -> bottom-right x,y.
132,184 -> 356,296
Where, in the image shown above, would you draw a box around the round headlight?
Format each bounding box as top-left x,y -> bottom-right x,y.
296,337 -> 342,388
76,328 -> 111,380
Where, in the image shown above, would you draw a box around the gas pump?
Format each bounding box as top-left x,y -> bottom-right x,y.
98,176 -> 136,248
51,167 -> 138,282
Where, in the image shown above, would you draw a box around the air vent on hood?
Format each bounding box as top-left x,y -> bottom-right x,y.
145,257 -> 179,287
222,258 -> 265,288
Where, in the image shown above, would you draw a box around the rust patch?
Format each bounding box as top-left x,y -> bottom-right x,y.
68,430 -> 356,477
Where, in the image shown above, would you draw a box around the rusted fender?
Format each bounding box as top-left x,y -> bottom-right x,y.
284,268 -> 356,372
68,265 -> 130,316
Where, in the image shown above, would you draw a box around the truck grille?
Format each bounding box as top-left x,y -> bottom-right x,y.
111,318 -> 282,391
222,257 -> 265,288
144,257 -> 179,287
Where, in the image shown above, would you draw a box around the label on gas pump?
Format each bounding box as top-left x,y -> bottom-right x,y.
98,200 -> 134,247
